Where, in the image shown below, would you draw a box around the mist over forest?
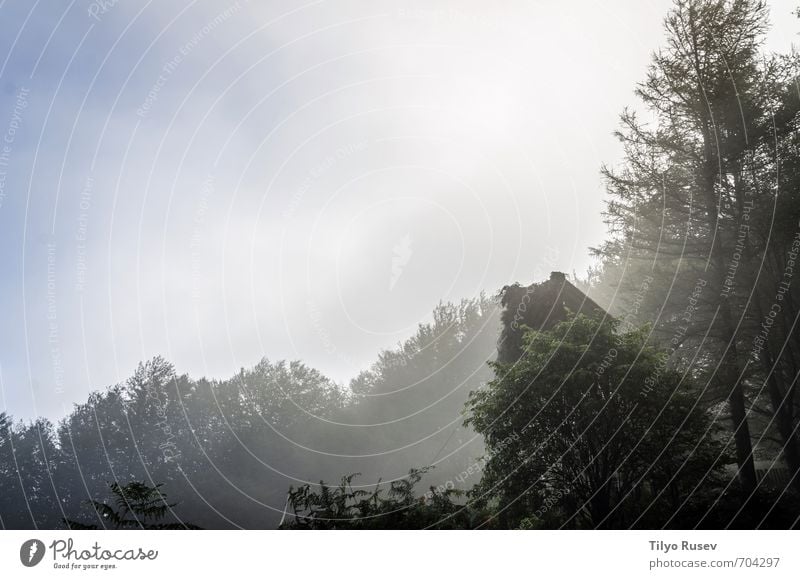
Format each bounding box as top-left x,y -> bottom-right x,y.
2,0 -> 800,530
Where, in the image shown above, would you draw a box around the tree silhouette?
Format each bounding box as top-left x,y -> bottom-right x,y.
280,468 -> 482,529
593,0 -> 800,492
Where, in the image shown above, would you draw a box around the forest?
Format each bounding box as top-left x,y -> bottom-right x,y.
3,0 -> 800,530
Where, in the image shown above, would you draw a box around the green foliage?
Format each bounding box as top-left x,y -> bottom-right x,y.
0,414 -> 62,528
280,468 -> 481,529
64,481 -> 200,530
322,296 -> 498,504
593,0 -> 800,493
467,313 -> 729,528
0,297 -> 497,529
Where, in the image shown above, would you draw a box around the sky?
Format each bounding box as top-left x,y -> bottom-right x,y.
0,0 -> 797,422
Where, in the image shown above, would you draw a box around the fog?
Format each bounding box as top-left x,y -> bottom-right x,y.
1,0 -> 799,530
0,0 -> 688,420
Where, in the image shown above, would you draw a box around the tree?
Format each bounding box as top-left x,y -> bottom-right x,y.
739,54 -> 800,492
595,0 -> 800,491
64,481 -> 200,529
466,314 -> 729,528
338,296 -> 499,495
0,415 -> 64,528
